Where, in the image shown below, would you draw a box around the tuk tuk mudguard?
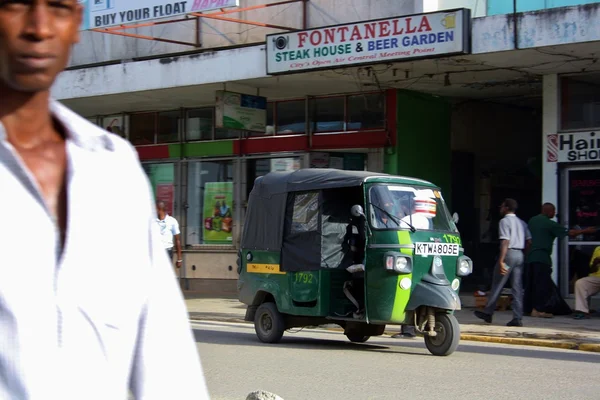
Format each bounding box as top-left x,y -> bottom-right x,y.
405,281 -> 461,311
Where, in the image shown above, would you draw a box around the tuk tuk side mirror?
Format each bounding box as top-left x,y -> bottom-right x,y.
351,205 -> 365,218
452,212 -> 459,224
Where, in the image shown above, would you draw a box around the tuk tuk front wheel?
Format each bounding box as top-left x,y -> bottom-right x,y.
345,333 -> 370,343
424,313 -> 460,356
254,302 -> 285,343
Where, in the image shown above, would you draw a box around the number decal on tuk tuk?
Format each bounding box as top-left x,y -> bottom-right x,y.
294,272 -> 314,284
442,234 -> 461,245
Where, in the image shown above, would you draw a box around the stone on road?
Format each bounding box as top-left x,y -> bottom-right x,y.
246,390 -> 284,400
192,320 -> 600,400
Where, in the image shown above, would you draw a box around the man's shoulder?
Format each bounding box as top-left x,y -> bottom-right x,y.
528,214 -> 544,225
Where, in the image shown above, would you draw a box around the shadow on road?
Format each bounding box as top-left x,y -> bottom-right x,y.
193,326 -> 427,357
193,324 -> 600,363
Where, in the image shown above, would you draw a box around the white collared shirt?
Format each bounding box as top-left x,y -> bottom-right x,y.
157,214 -> 180,249
0,101 -> 209,399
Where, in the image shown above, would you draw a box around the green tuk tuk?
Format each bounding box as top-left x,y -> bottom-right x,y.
237,169 -> 472,356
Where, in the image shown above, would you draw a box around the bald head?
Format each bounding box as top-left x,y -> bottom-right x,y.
541,202 -> 556,218
156,201 -> 167,219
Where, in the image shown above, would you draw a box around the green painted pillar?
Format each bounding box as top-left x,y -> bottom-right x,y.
384,90 -> 452,207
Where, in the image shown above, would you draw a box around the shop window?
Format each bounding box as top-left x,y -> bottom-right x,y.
186,160 -> 234,245
266,102 -> 275,135
187,108 -> 213,141
291,192 -> 319,233
157,111 -> 180,143
561,75 -> 600,130
101,114 -> 127,139
130,113 -> 156,145
311,97 -> 345,132
143,163 -> 176,216
215,127 -> 241,140
247,156 -> 301,196
348,93 -> 385,130
277,100 -> 305,134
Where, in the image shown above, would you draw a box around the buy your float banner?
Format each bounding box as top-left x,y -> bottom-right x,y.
266,8 -> 471,75
78,0 -> 239,30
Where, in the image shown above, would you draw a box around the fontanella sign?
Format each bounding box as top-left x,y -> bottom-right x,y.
266,8 -> 471,75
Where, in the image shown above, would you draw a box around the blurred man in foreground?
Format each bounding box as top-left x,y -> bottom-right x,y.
0,1 -> 209,398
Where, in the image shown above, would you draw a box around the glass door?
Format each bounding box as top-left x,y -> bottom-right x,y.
559,166 -> 600,297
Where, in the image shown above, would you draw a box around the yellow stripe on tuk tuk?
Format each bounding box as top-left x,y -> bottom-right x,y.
390,230 -> 413,322
247,263 -> 286,274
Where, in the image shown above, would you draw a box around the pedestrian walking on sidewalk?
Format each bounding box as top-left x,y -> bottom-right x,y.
524,203 -> 597,318
0,2 -> 208,398
156,200 -> 183,268
474,199 -> 531,327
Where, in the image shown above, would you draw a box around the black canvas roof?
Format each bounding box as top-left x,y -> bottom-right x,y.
251,168 -> 389,198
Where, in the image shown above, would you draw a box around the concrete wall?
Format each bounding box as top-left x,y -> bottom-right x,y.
423,0 -> 488,17
54,45 -> 266,100
472,2 -> 600,53
542,74 -> 560,284
183,251 -> 239,279
70,0 -> 421,67
487,0 -> 599,15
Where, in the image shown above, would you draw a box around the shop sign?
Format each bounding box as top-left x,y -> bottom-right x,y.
203,182 -> 233,244
310,152 -> 330,168
271,158 -> 301,172
79,0 -> 239,30
266,8 -> 471,75
548,131 -> 600,163
215,91 -> 267,132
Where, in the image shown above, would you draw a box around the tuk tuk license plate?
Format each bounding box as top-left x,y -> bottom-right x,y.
414,242 -> 459,256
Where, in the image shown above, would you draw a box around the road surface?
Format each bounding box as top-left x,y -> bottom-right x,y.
191,320 -> 600,400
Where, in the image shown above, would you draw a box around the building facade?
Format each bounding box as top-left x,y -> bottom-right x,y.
56,0 -> 600,296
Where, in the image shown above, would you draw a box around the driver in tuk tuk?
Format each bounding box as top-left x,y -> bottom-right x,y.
371,189 -> 400,228
400,196 -> 434,230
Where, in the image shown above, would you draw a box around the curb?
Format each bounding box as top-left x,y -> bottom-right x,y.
188,315 -> 600,353
460,334 -> 600,353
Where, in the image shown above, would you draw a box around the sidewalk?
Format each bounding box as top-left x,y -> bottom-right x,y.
184,293 -> 600,353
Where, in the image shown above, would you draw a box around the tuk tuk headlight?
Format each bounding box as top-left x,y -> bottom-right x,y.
384,252 -> 412,274
395,256 -> 412,273
457,256 -> 473,277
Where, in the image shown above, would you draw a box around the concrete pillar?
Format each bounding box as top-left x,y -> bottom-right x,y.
542,74 -> 559,283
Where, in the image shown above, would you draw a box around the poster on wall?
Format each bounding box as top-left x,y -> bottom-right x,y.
156,184 -> 174,216
102,114 -> 127,139
203,182 -> 233,244
144,163 -> 175,215
266,8 -> 471,75
78,0 -> 239,30
309,152 -> 330,168
215,91 -> 267,132
568,170 -> 600,242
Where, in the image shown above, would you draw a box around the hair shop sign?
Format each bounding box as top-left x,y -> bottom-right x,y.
547,131 -> 600,163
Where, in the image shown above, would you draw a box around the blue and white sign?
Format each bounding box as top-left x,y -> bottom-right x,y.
79,0 -> 239,30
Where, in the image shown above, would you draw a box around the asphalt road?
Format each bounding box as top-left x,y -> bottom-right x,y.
191,320 -> 600,400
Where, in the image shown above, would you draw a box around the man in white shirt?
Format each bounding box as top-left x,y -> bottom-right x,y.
0,1 -> 209,399
474,198 -> 532,327
156,200 -> 183,268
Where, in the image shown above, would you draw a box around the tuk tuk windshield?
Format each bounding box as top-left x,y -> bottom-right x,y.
369,185 -> 457,232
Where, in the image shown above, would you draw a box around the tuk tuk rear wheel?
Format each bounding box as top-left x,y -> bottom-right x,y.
424,313 -> 460,356
254,302 -> 285,343
345,333 -> 370,343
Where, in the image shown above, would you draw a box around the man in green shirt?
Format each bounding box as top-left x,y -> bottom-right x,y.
525,203 -> 597,317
